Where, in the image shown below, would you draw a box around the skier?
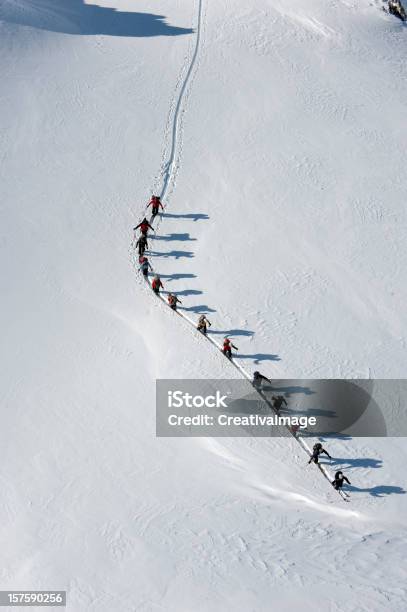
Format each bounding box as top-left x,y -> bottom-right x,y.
271,395 -> 287,412
222,337 -> 238,359
252,371 -> 271,389
147,195 -> 164,219
332,471 -> 351,490
152,274 -> 164,295
135,234 -> 148,258
139,256 -> 152,279
308,442 -> 332,464
197,314 -> 211,335
134,217 -> 154,237
168,293 -> 182,311
388,0 -> 406,20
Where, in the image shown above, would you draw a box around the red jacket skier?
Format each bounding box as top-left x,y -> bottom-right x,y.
152,275 -> 164,294
222,337 -> 238,359
147,195 -> 164,218
134,217 -> 154,236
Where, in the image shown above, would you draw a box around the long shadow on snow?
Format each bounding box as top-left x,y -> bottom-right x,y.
347,485 -> 406,498
151,233 -> 196,242
291,408 -> 337,419
162,212 -> 209,221
182,304 -> 217,314
235,353 -> 281,364
0,0 -> 193,37
164,289 -> 203,297
269,385 -> 315,396
209,329 -> 255,338
331,457 -> 383,469
303,432 -> 354,441
149,250 -> 194,260
159,273 -> 197,281
302,433 -> 354,441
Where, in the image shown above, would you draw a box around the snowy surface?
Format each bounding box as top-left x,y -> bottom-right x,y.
1,0 -> 407,610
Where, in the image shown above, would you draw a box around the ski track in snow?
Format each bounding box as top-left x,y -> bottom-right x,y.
128,0 -> 350,503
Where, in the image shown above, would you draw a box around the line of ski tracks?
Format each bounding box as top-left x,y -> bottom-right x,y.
130,0 -> 349,504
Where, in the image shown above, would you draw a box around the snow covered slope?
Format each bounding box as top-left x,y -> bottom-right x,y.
1,0 -> 407,610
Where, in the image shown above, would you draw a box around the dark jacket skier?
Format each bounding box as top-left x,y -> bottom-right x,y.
271,395 -> 287,412
308,442 -> 332,464
136,234 -> 148,257
197,314 -> 211,335
134,217 -> 154,236
253,371 -> 271,389
222,338 -> 238,359
332,471 -> 351,490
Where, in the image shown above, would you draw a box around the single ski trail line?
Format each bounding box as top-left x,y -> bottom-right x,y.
154,0 -> 204,234
161,0 -> 203,199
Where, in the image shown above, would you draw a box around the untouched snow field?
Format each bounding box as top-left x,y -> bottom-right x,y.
1,0 -> 407,610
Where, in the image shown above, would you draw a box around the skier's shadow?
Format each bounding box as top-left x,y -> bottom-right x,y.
183,304 -> 217,314
302,433 -> 353,440
152,233 -> 196,242
269,385 -> 315,396
223,397 -> 269,416
303,432 -> 354,440
290,408 -> 337,418
235,353 -> 281,363
149,250 -> 194,260
165,289 -> 203,297
348,485 -> 406,498
0,0 -> 193,37
159,273 -> 197,281
162,212 -> 209,221
331,457 -> 383,469
209,329 -> 255,337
